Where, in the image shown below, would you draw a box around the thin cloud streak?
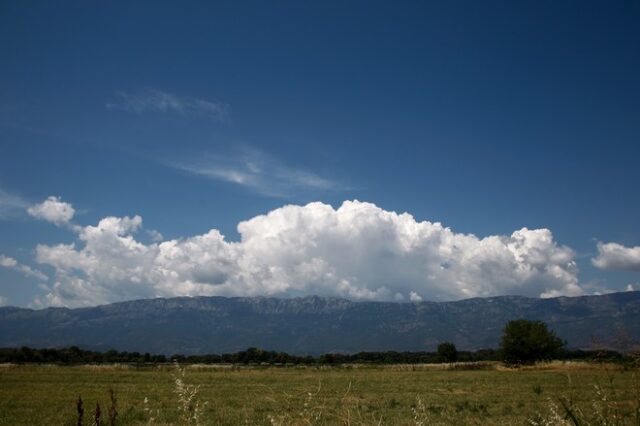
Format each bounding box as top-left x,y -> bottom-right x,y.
0,254 -> 48,281
0,186 -> 28,220
106,89 -> 229,122
171,147 -> 340,198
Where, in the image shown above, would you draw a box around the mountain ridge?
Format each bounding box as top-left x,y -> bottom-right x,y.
1,291 -> 639,355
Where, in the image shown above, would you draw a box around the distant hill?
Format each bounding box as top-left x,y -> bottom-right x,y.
1,292 -> 639,355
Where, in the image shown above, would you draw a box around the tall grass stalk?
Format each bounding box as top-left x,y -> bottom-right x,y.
529,373 -> 640,425
171,362 -> 208,425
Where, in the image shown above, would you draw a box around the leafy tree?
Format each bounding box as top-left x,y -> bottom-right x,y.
500,319 -> 565,365
437,342 -> 458,363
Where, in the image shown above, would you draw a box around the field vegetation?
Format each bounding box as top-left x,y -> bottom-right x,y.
0,361 -> 639,425
1,321 -> 638,424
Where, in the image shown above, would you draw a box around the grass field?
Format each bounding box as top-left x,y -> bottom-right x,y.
0,362 -> 638,425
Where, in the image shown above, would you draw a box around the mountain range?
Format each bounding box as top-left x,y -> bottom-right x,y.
1,291 -> 639,355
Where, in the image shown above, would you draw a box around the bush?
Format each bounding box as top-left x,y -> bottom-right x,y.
500,319 -> 565,365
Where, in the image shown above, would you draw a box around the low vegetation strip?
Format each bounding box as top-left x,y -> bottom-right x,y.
0,346 -> 629,366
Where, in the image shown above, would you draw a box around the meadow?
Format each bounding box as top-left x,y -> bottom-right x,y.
0,362 -> 638,425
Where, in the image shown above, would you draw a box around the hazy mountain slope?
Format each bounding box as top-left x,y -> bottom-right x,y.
1,292 -> 638,355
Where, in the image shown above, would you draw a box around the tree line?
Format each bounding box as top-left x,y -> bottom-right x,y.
0,345 -> 624,365
0,320 -> 630,365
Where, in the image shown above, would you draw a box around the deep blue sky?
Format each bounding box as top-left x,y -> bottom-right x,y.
1,1 -> 639,307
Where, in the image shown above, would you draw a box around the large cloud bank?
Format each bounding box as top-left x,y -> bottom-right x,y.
33,200 -> 582,307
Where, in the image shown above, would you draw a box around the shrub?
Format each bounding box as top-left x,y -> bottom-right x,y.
437,342 -> 458,363
500,319 -> 565,365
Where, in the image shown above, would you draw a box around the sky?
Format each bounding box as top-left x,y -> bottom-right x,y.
1,1 -> 639,308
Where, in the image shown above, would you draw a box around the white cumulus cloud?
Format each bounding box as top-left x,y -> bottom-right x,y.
0,254 -> 48,281
409,291 -> 423,302
592,242 -> 640,272
0,296 -> 8,306
32,200 -> 583,308
147,229 -> 164,242
27,196 -> 75,226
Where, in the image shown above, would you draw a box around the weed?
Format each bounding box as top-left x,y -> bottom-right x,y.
108,389 -> 117,426
77,395 -> 84,426
93,401 -> 101,426
171,363 -> 208,425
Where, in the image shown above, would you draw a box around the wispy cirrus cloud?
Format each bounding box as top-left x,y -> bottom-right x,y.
171,147 -> 339,197
106,89 -> 229,122
0,254 -> 48,281
0,186 -> 28,220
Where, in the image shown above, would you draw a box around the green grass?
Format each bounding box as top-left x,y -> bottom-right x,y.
0,362 -> 638,425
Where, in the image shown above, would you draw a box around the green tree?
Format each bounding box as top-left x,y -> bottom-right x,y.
500,319 -> 565,365
437,342 -> 458,363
